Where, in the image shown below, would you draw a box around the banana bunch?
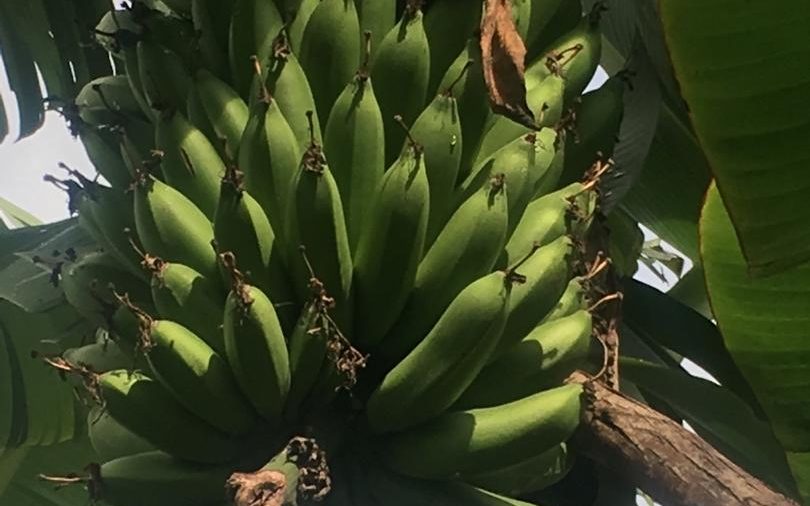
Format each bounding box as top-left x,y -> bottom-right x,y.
45,0 -> 625,504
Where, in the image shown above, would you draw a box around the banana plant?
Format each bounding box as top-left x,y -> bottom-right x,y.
1,0 -> 809,505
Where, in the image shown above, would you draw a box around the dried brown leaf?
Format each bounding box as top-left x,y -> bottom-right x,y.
479,0 -> 537,128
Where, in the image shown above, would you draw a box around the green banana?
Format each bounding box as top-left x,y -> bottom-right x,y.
87,406 -> 156,462
214,165 -> 294,327
98,370 -> 238,463
380,383 -> 583,478
410,84 -> 463,245
505,182 -> 595,266
193,69 -> 250,159
191,0 -> 228,78
186,85 -> 222,155
460,129 -> 558,239
438,38 -> 490,182
523,0 -> 581,63
353,450 -> 543,506
75,75 -> 146,126
423,0 -> 482,96
137,39 -> 192,112
353,139 -> 429,349
223,271 -> 290,426
494,235 -> 574,354
285,123 -> 353,329
61,252 -> 153,326
288,0 -> 319,52
298,0 -> 362,123
367,270 -> 512,433
228,0 -> 284,98
532,137 -> 565,199
324,38 -> 385,252
372,2 -> 431,164
133,175 -> 219,281
96,451 -> 236,506
354,0 -> 396,62
263,31 -> 322,151
77,125 -> 132,191
63,338 -> 131,374
524,7 -> 603,104
238,85 -> 302,237
457,310 -> 593,409
558,73 -> 624,187
475,73 -> 565,165
161,0 -> 192,15
145,319 -> 258,435
466,443 -> 574,496
284,302 -> 327,422
379,175 -> 508,363
121,45 -> 155,121
541,275 -> 590,324
154,109 -> 225,219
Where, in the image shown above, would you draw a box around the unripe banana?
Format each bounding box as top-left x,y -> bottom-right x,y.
524,0 -> 581,62
155,109 -> 225,219
353,451 -> 544,506
121,45 -> 155,121
558,73 -> 624,186
133,175 -> 219,281
64,338 -> 131,374
494,235 -> 574,354
458,310 -> 593,409
438,39 -> 490,182
186,85 -> 222,153
354,0 -> 396,62
137,39 -> 192,112
98,370 -> 238,463
191,0 -> 228,78
541,275 -> 590,324
288,0 -> 319,52
228,0 -> 284,98
380,176 -> 508,363
145,256 -> 226,355
79,183 -> 144,279
524,8 -> 602,104
466,443 -> 573,496
61,252 -> 153,326
214,165 -> 294,327
78,125 -> 132,191
372,3 -> 430,165
223,274 -> 290,426
262,31 -> 322,151
324,43 -> 385,252
380,383 -> 583,479
145,319 -> 258,435
286,128 -> 353,329
284,302 -> 326,422
87,406 -> 156,462
353,140 -> 429,348
423,0 -> 482,95
238,91 -> 302,238
75,75 -> 146,126
161,0 -> 191,15
97,450 -> 236,506
367,270 -> 512,433
460,130 -> 557,239
410,87 -> 463,245
505,182 -> 595,267
193,69 -> 250,159
298,0 -> 362,122
475,73 -> 565,165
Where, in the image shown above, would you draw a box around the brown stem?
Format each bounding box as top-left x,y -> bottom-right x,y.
567,371 -> 799,506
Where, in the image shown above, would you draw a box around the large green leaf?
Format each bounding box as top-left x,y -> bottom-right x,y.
623,278 -> 758,409
622,358 -> 797,496
0,438 -> 97,505
702,183 -> 810,494
0,197 -> 43,229
661,1 -> 810,274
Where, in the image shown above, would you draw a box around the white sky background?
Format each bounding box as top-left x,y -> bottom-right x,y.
0,63 -> 708,504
